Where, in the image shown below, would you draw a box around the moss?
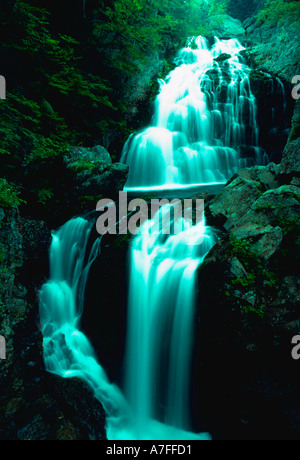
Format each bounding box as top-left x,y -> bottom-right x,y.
78,195 -> 99,209
0,245 -> 5,265
232,274 -> 257,288
241,304 -> 265,319
68,160 -> 97,174
229,235 -> 260,271
274,215 -> 300,234
227,235 -> 280,297
289,114 -> 300,142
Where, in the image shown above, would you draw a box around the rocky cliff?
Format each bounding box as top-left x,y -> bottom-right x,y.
0,146 -> 128,440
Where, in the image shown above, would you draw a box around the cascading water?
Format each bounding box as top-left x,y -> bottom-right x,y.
39,209 -> 216,440
39,217 -> 131,432
121,36 -> 268,191
125,205 -> 217,437
39,35 -> 271,441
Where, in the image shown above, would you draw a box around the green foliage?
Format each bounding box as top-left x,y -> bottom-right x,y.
289,114 -> 300,142
229,235 -> 258,271
37,188 -> 54,205
0,179 -> 25,208
256,0 -> 300,27
232,274 -> 257,287
275,215 -> 300,234
78,195 -> 100,209
241,304 -> 265,319
68,160 -> 97,174
0,0 -> 229,214
0,247 -> 5,266
228,235 -> 280,295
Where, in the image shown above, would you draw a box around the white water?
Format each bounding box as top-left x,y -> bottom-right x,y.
39,218 -> 130,426
39,211 -> 215,440
121,36 -> 268,191
125,206 -> 216,436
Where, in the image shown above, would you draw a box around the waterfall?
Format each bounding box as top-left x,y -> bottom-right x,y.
39,35 -> 271,441
39,217 -> 131,435
121,36 -> 268,191
40,210 -> 216,440
125,205 -> 217,436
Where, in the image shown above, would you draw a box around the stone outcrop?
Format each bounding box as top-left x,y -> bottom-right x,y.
245,16 -> 299,83
279,138 -> 300,177
197,154 -> 300,439
208,15 -> 246,41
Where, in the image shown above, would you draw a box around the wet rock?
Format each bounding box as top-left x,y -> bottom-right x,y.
209,15 -> 246,41
79,162 -> 129,200
196,157 -> 300,440
288,105 -> 300,143
65,145 -> 112,174
232,224 -> 283,261
208,176 -> 262,230
239,185 -> 300,228
40,145 -> 130,227
228,163 -> 280,191
214,53 -> 232,63
246,15 -> 300,82
279,138 -> 300,177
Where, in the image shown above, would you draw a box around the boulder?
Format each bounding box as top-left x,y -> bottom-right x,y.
64,145 -> 112,175
279,138 -> 300,177
209,15 -> 246,41
228,163 -> 280,191
232,224 -> 283,261
239,185 -> 300,228
79,162 -> 129,199
208,176 -> 262,230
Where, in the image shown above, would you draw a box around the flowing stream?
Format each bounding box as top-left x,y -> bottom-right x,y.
39,36 -> 272,440
121,36 -> 268,191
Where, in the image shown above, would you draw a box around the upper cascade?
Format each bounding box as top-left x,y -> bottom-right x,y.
121,36 -> 268,191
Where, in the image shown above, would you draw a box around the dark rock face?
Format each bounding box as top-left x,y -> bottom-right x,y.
59,145 -> 128,227
245,15 -> 299,83
248,70 -> 294,162
0,207 -> 107,440
228,0 -> 266,23
21,144 -> 129,229
208,15 -> 246,41
195,156 -> 300,440
201,56 -> 293,163
280,138 -> 300,177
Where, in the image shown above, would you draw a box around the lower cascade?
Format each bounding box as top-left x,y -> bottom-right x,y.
40,209 -> 217,440
125,206 -> 217,437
